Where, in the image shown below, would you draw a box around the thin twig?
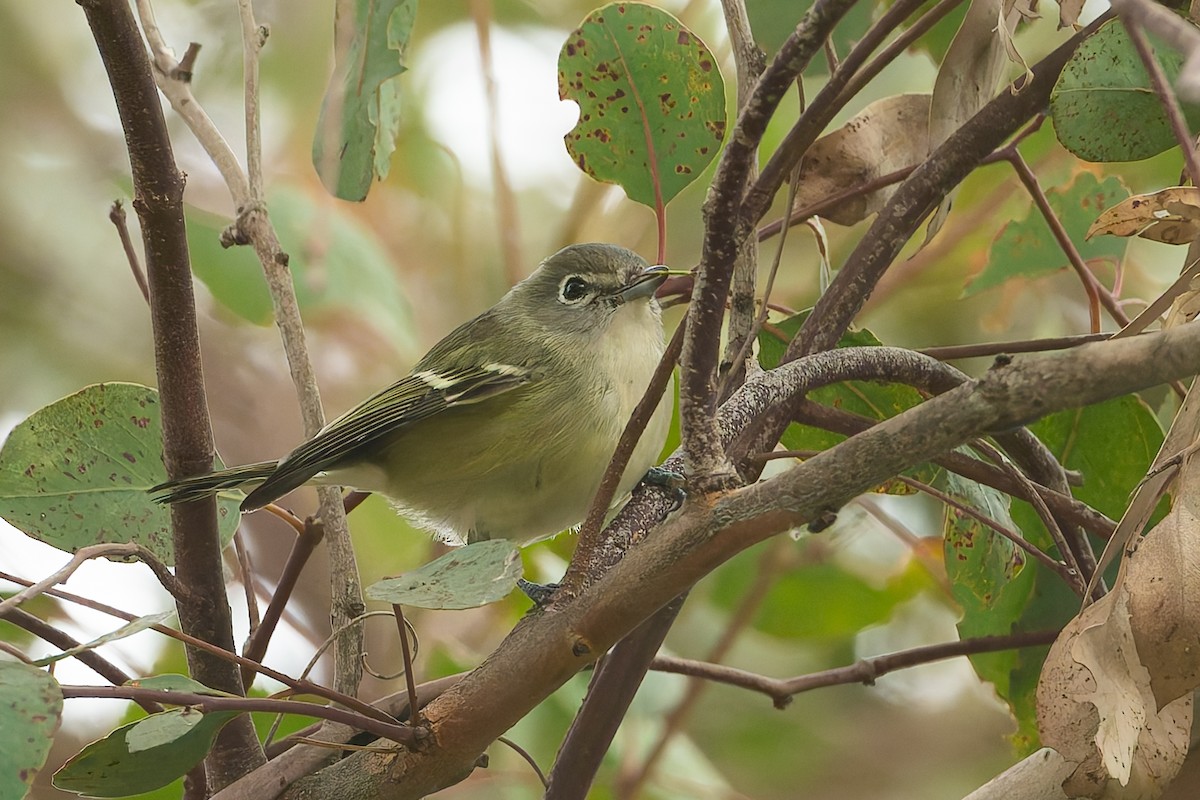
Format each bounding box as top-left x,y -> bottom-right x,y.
133,0 -> 250,202
918,332 -> 1112,360
60,684 -> 420,746
895,473 -> 1074,583
0,543 -> 152,617
233,530 -> 260,634
649,629 -> 1060,708
240,516 -> 326,689
0,571 -> 397,728
758,165 -> 917,241
718,0 -> 766,395
498,736 -> 549,788
829,0 -> 968,111
999,148 -> 1130,332
685,0 -> 859,485
1114,256 -> 1200,339
969,440 -> 1088,596
231,0 -> 365,702
393,605 -> 422,727
108,200 -> 149,303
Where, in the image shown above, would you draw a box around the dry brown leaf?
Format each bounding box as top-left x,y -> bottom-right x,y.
1087,187 -> 1200,245
1038,597 -> 1107,796
923,0 -> 1027,244
791,94 -> 931,226
1088,343 -> 1200,599
1126,450 -> 1200,709
1058,0 -> 1086,29
1038,589 -> 1193,798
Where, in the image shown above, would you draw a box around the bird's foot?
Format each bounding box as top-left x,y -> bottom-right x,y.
642,466 -> 686,512
517,578 -> 561,607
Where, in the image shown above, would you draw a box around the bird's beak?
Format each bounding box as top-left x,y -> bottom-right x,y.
619,264 -> 669,302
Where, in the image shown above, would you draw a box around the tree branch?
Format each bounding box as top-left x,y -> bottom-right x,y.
682,0 -> 858,486
281,322 -> 1200,799
649,628 -> 1060,708
76,1 -> 264,786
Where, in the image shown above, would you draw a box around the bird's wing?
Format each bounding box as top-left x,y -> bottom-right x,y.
239,364 -> 532,510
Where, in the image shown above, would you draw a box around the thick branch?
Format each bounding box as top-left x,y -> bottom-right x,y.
682,0 -> 858,485
282,322 -> 1200,800
77,0 -> 264,786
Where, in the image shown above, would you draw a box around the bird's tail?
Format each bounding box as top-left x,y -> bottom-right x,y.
149,461 -> 279,505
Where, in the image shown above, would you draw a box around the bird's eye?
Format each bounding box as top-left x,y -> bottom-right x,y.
559,275 -> 590,303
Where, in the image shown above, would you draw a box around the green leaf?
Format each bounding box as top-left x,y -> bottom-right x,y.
33,611 -> 175,667
711,544 -> 929,640
1051,18 -> 1200,163
558,2 -> 726,209
0,662 -> 62,800
126,674 -> 235,698
968,172 -> 1129,296
187,189 -> 415,355
1027,394 -> 1165,523
365,539 -> 523,609
0,383 -> 240,564
941,474 -> 1035,713
312,0 -> 417,200
54,708 -> 239,797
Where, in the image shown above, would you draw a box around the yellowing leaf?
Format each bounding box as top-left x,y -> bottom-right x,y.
1087,186 -> 1200,245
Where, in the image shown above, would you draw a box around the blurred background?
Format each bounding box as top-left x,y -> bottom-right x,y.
0,0 -> 1190,797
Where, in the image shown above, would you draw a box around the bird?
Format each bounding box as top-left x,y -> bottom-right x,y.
151,243 -> 673,547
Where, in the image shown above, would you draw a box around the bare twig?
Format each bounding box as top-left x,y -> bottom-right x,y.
970,440 -> 1089,595
718,0 -> 767,394
788,16 -> 1109,362
0,543 -> 157,617
919,332 -> 1112,360
233,530 -> 260,634
240,516 -> 326,689
0,570 -> 398,728
108,200 -> 149,303
649,629 -> 1060,708
134,0 -> 250,202
1124,18 -> 1200,185
684,0 -> 859,485
999,147 -> 1129,332
393,605 -> 422,727
498,736 -> 549,788
60,684 -> 420,746
907,472 -> 1073,581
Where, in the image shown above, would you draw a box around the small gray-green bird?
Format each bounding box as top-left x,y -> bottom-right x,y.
151,243 -> 672,546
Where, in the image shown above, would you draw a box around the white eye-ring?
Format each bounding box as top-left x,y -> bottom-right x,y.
559,275 -> 590,304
